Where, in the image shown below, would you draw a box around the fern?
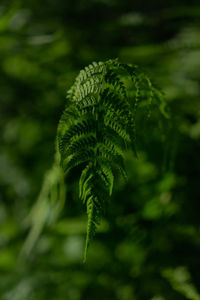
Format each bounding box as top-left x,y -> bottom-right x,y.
57,58 -> 167,261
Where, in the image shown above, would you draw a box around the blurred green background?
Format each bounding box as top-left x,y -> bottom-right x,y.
0,0 -> 200,299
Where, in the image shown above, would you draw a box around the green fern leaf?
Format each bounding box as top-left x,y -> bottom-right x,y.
56,59 -> 167,260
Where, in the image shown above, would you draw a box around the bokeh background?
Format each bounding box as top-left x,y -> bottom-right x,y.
0,0 -> 200,299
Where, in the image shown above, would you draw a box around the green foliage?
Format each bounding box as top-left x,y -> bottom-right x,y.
21,151 -> 66,256
57,59 -> 166,260
1,0 -> 200,298
163,267 -> 200,300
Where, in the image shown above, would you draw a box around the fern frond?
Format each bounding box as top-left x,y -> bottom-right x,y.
56,59 -> 167,260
